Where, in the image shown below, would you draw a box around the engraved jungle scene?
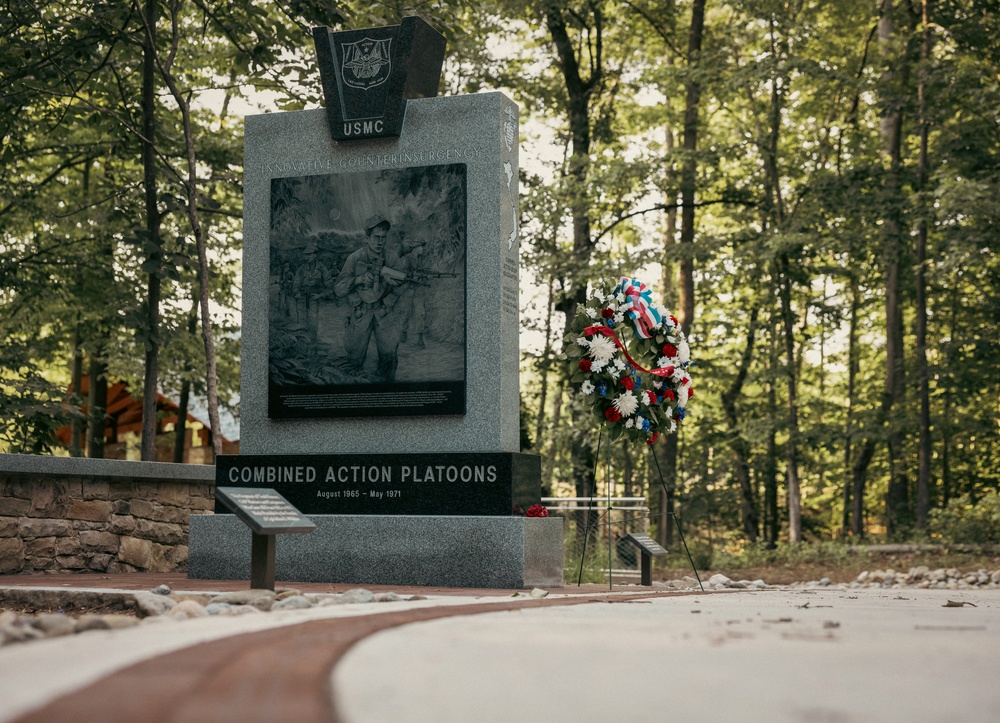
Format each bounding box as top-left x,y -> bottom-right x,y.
268,164 -> 466,388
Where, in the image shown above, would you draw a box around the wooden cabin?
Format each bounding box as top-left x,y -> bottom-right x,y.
55,376 -> 238,463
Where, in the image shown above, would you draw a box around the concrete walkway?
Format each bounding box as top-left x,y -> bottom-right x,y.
2,577 -> 998,723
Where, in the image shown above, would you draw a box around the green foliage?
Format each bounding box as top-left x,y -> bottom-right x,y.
710,541 -> 867,571
0,343 -> 82,454
930,494 -> 1000,545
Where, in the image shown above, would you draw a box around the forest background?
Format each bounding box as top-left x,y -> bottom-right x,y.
2,0 -> 1000,559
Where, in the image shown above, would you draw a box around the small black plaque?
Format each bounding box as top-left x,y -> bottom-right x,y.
623,532 -> 668,587
624,533 -> 669,557
215,487 -> 316,535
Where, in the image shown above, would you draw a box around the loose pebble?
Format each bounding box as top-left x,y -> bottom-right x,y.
134,591 -> 177,617
272,595 -> 312,611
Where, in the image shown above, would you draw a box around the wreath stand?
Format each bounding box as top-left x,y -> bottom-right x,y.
575,430 -> 704,592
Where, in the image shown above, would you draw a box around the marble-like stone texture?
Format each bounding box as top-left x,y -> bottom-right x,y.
241,92 -> 521,455
188,513 -> 563,589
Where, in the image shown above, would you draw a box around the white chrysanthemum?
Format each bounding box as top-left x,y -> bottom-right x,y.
612,357 -> 627,373
677,385 -> 690,406
590,359 -> 607,373
653,381 -> 664,390
585,307 -> 598,319
591,288 -> 606,303
614,312 -> 625,324
677,339 -> 691,364
672,367 -> 686,383
640,391 -> 651,406
657,355 -> 674,368
625,417 -> 635,429
614,392 -> 638,416
581,380 -> 595,396
576,336 -> 588,347
588,335 -> 616,362
668,418 -> 677,433
635,414 -> 644,427
614,292 -> 625,303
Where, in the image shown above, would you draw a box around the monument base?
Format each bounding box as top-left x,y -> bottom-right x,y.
188,514 -> 564,589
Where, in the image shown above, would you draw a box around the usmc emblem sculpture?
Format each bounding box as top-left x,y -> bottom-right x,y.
313,16 -> 446,142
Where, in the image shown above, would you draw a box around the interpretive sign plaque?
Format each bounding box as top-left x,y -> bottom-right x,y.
214,487 -> 315,591
623,532 -> 668,587
215,487 -> 316,534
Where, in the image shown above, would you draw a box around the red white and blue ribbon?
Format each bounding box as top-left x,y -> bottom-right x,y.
615,277 -> 662,339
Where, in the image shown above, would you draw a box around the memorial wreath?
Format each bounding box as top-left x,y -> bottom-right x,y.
566,277 -> 694,445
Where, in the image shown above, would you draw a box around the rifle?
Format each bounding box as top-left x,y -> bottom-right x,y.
355,261 -> 457,289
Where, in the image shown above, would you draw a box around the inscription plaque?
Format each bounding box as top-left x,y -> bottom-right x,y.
215,452 -> 541,516
215,487 -> 316,534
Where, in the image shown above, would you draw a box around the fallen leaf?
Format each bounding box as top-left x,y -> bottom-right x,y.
943,600 -> 977,608
823,621 -> 841,629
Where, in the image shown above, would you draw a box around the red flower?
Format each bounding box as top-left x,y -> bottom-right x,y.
670,315 -> 679,326
526,504 -> 549,518
664,389 -> 676,401
688,386 -> 695,399
605,407 -> 621,423
601,307 -> 615,319
646,432 -> 659,445
621,376 -> 635,390
662,343 -> 677,357
578,359 -> 592,372
645,390 -> 657,404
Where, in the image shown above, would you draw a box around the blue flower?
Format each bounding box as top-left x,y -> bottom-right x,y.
606,319 -> 616,329
597,382 -> 609,397
642,419 -> 651,431
675,407 -> 687,421
632,375 -> 642,389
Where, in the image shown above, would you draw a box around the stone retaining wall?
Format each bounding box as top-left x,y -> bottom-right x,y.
0,454 -> 214,574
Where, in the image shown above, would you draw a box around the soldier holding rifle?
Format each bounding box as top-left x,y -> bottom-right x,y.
334,214 -> 414,381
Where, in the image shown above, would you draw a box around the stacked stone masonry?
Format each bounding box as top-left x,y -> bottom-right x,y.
0,455 -> 214,574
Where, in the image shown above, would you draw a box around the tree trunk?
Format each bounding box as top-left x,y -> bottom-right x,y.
764,317 -> 780,547
87,353 -> 107,459
544,2 -> 604,531
777,258 -> 802,542
720,307 -> 760,541
140,0 -> 162,462
155,2 -> 223,458
69,325 -> 84,457
843,275 -> 860,536
534,278 -> 555,452
914,0 -> 933,530
655,433 -> 678,547
879,0 -> 912,535
656,0 -> 706,548
677,0 -> 706,334
173,300 -> 199,464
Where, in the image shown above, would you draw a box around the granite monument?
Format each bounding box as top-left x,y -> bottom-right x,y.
189,17 -> 563,589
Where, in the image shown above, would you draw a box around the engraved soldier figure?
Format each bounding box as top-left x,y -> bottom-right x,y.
293,242 -> 330,337
334,215 -> 406,380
